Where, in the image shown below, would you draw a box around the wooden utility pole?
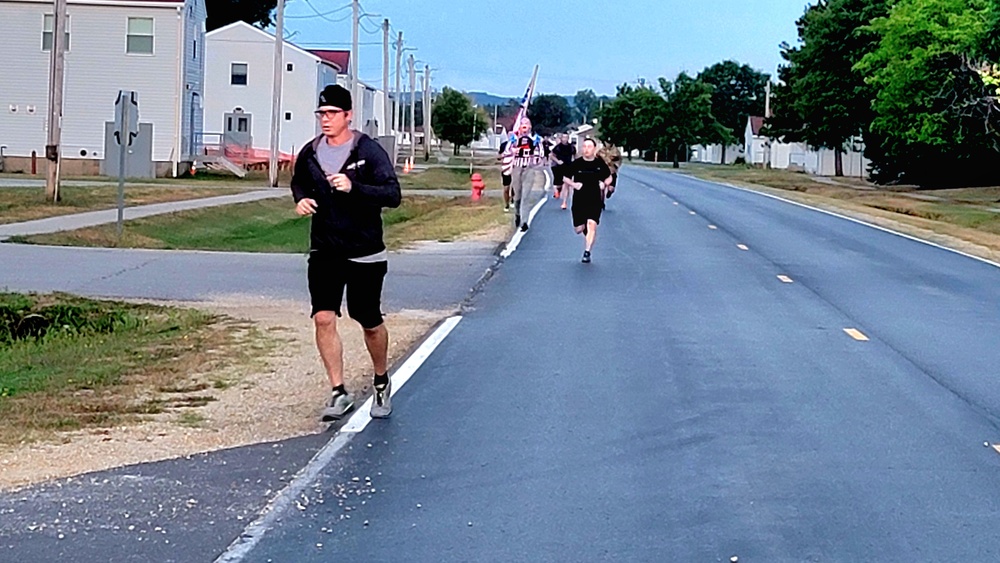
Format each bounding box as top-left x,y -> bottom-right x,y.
268,0 -> 285,187
394,31 -> 402,133
423,64 -> 431,161
350,0 -> 359,102
408,54 -> 416,163
45,0 -> 68,202
382,19 -> 390,135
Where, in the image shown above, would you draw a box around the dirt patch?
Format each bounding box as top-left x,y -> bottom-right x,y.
0,297 -> 448,491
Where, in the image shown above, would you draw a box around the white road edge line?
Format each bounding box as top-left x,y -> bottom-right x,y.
214,315 -> 464,563
500,193 -> 549,258
698,177 -> 1000,270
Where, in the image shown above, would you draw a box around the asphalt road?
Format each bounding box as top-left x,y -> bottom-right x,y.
0,240 -> 498,313
234,166 -> 1000,561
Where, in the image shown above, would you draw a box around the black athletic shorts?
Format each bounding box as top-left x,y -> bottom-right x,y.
307,250 -> 387,329
552,163 -> 567,185
502,172 -> 512,187
571,189 -> 603,227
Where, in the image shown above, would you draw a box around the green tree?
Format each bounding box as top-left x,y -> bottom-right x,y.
431,88 -> 489,155
856,0 -> 1000,185
528,94 -> 573,136
574,89 -> 599,125
206,0 -> 277,32
597,84 -> 654,160
659,74 -> 724,168
697,61 -> 768,163
769,0 -> 889,177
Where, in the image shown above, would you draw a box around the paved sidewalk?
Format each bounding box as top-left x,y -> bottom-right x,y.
0,189 -> 509,240
0,189 -> 286,239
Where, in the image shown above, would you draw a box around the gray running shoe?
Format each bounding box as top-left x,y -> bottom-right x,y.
322,391 -> 355,422
370,378 -> 392,418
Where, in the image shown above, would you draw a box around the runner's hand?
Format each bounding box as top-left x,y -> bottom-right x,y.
329,173 -> 352,193
296,198 -> 318,215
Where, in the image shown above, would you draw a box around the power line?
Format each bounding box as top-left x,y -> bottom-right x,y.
296,41 -> 382,46
292,0 -> 353,22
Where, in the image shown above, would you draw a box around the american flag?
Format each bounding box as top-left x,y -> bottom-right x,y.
511,65 -> 539,133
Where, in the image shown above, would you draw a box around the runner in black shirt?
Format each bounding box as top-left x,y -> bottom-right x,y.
550,133 -> 576,210
562,138 -> 612,263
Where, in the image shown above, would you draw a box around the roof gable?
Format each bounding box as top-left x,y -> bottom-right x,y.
309,50 -> 349,74
206,21 -> 334,68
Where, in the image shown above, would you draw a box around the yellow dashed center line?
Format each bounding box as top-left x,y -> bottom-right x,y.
777,275 -> 793,283
673,202 -> 679,205
844,328 -> 869,341
708,225 -> 718,230
689,211 -> 696,215
737,244 -> 749,251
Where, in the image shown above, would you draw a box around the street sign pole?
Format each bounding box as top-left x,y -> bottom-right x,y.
117,98 -> 127,242
114,90 -> 139,243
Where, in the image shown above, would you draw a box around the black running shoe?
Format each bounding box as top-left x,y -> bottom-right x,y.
520,222 -> 529,232
582,250 -> 591,263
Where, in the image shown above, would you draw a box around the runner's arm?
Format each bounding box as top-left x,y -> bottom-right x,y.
347,143 -> 401,208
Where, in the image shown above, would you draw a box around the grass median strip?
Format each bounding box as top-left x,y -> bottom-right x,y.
11,196 -> 509,252
0,186 -> 250,225
0,292 -> 270,444
400,166 -> 502,191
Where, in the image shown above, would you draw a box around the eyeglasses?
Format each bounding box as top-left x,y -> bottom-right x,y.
314,109 -> 346,119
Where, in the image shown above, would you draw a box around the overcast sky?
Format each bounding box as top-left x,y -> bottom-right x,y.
280,0 -> 810,97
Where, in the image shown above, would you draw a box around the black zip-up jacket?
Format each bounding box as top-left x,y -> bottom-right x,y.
291,132 -> 401,257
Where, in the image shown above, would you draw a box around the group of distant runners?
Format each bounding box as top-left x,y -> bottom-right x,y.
498,117 -> 622,263
290,86 -> 627,424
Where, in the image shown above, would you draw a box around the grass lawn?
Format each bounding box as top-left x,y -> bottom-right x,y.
399,166 -> 502,191
12,195 -> 509,252
0,292 -> 267,444
0,185 -> 251,225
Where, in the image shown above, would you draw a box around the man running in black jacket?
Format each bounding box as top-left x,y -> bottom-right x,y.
291,84 -> 402,422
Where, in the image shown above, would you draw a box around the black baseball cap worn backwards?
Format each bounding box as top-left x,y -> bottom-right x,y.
318,84 -> 352,111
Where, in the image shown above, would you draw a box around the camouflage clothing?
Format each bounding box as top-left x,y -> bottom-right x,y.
598,144 -> 622,174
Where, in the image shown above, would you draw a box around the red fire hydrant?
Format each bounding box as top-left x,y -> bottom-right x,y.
470,173 -> 485,201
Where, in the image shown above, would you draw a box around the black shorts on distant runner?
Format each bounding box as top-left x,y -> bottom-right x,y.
552,163 -> 566,185
307,250 -> 387,329
502,173 -> 512,187
571,189 -> 604,227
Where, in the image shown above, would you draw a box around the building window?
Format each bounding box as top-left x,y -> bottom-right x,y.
42,14 -> 70,52
286,63 -> 294,72
231,63 -> 248,85
126,17 -> 154,54
284,112 -> 292,121
193,39 -> 197,60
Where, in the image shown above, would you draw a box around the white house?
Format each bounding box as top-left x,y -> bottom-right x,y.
203,22 -> 343,163
748,114 -> 872,177
203,22 -> 391,167
690,143 -> 743,164
0,0 -> 206,177
744,115 -> 770,166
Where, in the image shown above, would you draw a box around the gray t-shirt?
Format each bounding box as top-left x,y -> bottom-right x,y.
315,134 -> 388,263
316,137 -> 353,177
